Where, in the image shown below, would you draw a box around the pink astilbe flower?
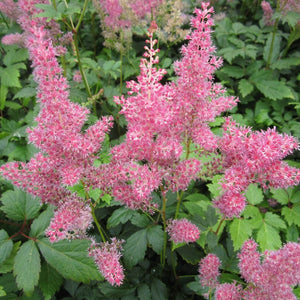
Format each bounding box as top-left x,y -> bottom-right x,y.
261,1 -> 275,26
0,0 -> 19,21
46,197 -> 93,242
166,218 -> 200,244
88,238 -> 125,286
1,33 -> 25,47
215,282 -> 243,300
198,253 -> 221,291
214,118 -> 300,217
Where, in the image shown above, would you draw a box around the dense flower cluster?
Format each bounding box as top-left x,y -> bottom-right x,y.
214,117 -> 300,218
198,253 -> 221,291
88,238 -> 125,286
46,197 -> 93,242
166,218 -> 200,244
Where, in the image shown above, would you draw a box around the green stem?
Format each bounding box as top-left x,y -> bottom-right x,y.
215,217 -> 226,236
160,187 -> 168,268
75,0 -> 89,32
73,37 -> 92,97
91,205 -> 106,242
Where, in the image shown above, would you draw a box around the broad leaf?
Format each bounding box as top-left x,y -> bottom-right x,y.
37,238 -> 102,283
238,79 -> 254,98
147,225 -> 165,254
137,284 -> 151,300
271,188 -> 290,205
1,189 -> 40,221
257,223 -> 281,251
123,229 -> 147,268
254,80 -> 294,100
107,207 -> 135,228
176,245 -> 202,264
229,218 -> 252,251
14,240 -> 41,295
263,34 -> 281,64
38,262 -> 63,300
0,229 -> 13,264
245,184 -> 263,205
264,212 -> 286,229
30,205 -> 54,238
221,66 -> 244,78
0,241 -> 21,274
151,278 -> 168,300
282,206 -> 300,226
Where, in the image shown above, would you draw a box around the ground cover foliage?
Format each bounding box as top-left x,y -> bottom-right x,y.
0,0 -> 300,299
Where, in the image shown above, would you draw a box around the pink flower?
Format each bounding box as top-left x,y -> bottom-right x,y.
46,197 -> 93,242
88,238 -> 125,286
261,1 -> 275,26
166,218 -> 200,244
73,70 -> 82,83
198,253 -> 221,290
215,283 -> 243,300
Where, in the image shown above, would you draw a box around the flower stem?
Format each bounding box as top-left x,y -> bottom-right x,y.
91,204 -> 106,242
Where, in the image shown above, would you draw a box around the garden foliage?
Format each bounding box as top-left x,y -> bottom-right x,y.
0,0 -> 300,299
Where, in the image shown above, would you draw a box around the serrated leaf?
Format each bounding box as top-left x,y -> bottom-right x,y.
30,205 -> 54,238
263,34 -> 281,64
0,85 -> 8,110
205,206 -> 218,227
286,224 -> 299,242
271,57 -> 300,70
13,87 -> 36,99
271,188 -> 289,205
221,66 -> 244,78
0,241 -> 21,274
123,229 -> 147,268
206,231 -> 218,250
0,67 -> 21,88
147,225 -> 164,254
137,283 -> 151,300
5,101 -> 22,110
1,189 -> 41,221
257,223 -> 281,251
38,263 -> 63,300
282,206 -> 300,226
229,218 -> 252,251
151,278 -> 168,300
0,230 -> 13,264
245,184 -> 263,205
107,207 -> 135,228
238,79 -> 254,98
14,240 -> 41,295
37,238 -> 102,283
131,212 -> 150,228
264,212 -> 286,229
176,245 -> 202,264
255,80 -> 294,100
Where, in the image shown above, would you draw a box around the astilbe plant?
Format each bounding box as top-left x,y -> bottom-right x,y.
199,239 -> 300,299
1,0 -> 300,294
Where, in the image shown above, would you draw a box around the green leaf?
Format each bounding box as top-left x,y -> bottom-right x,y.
35,3 -> 62,20
147,225 -> 165,255
5,101 -> 22,110
229,218 -> 252,251
0,241 -> 21,274
0,230 -> 13,264
0,85 -> 8,110
254,80 -> 294,100
271,188 -> 289,205
176,245 -> 202,264
151,278 -> 168,300
3,48 -> 28,66
137,284 -> 151,300
264,212 -> 286,229
245,184 -> 263,205
0,67 -> 21,88
131,212 -> 150,228
107,207 -> 135,228
1,189 -> 41,221
123,229 -> 147,268
38,262 -> 63,300
37,238 -> 102,283
257,223 -> 281,251
221,66 -> 244,78
205,206 -> 218,227
271,57 -> 300,70
282,206 -> 300,226
30,205 -> 54,238
263,34 -> 281,64
14,240 -> 41,295
13,87 -> 36,99
286,224 -> 299,242
238,79 -> 254,98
